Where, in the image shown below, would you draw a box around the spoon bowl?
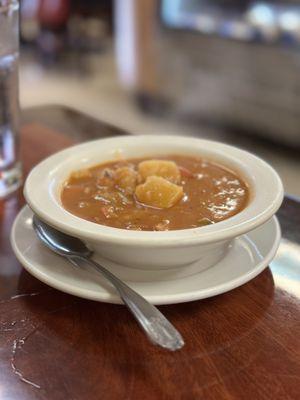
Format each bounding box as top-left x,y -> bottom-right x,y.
33,215 -> 92,258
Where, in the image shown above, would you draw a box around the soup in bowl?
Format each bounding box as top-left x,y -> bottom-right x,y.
61,155 -> 249,231
24,135 -> 283,270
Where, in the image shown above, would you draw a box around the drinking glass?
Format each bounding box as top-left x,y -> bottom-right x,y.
0,0 -> 21,197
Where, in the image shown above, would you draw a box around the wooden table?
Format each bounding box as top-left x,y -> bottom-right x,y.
1,106 -> 299,400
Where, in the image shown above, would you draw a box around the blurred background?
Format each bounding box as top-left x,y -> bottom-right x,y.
19,0 -> 300,195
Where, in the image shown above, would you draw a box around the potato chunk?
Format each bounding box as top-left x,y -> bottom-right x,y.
135,176 -> 183,209
114,166 -> 138,194
138,160 -> 181,184
70,168 -> 92,180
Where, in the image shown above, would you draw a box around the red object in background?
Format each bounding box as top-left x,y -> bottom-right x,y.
38,0 -> 71,29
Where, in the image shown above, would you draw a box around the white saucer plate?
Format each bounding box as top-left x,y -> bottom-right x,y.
11,206 -> 281,305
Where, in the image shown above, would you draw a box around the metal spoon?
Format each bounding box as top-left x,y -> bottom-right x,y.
32,215 -> 184,351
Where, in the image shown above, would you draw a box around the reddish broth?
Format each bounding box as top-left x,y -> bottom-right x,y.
61,155 -> 249,231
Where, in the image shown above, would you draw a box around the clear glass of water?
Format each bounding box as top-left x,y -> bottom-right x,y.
0,0 -> 21,197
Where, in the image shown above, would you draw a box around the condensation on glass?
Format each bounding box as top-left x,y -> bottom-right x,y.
0,0 -> 21,197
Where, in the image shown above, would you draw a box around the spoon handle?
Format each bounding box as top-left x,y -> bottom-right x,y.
74,256 -> 184,351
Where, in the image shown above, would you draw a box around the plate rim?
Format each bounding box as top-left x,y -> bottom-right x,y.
11,206 -> 281,305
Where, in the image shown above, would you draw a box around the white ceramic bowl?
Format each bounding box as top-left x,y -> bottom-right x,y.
24,135 -> 283,270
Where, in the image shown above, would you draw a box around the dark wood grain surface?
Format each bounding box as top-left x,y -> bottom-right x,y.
0,107 -> 299,400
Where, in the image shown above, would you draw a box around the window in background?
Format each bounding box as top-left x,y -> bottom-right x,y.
161,0 -> 300,44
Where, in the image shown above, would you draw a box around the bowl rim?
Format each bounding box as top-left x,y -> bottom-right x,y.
24,135 -> 284,247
